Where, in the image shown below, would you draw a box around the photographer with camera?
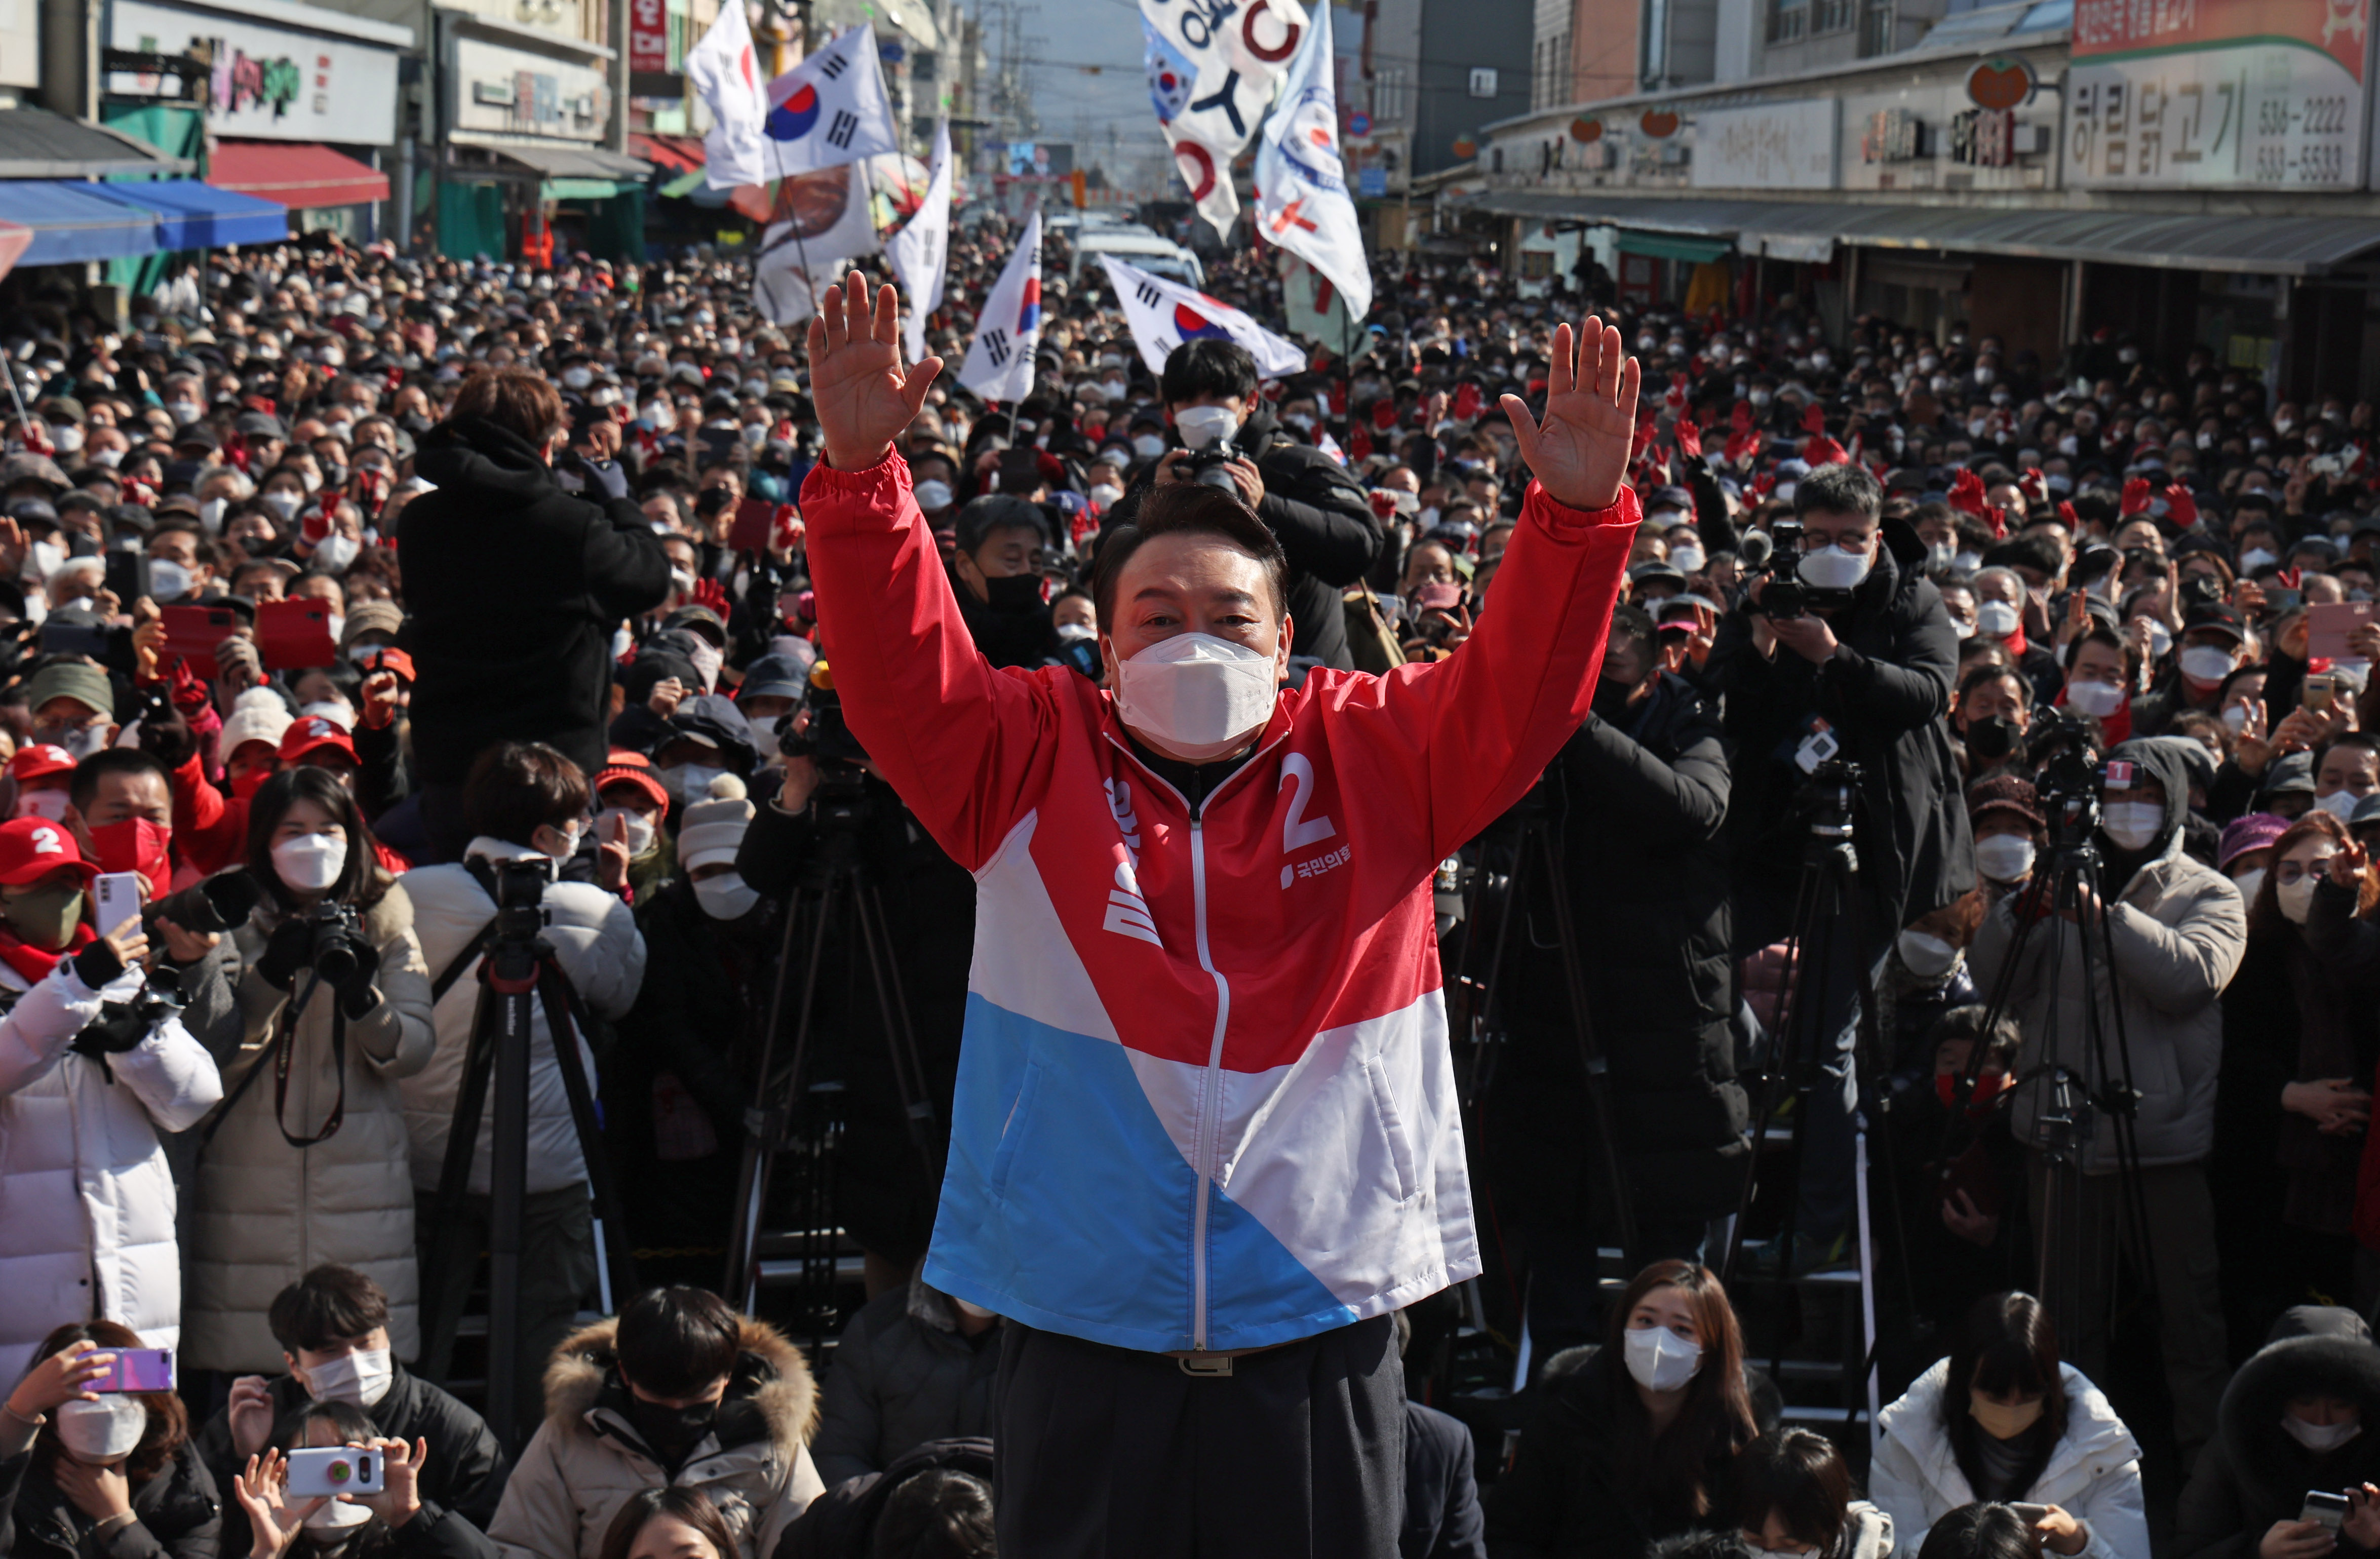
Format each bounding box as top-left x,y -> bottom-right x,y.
733,668 -> 974,1299
1482,602 -> 1744,1357
398,742 -> 647,1421
1967,735 -> 2244,1464
1109,338 -> 1381,671
0,815 -> 225,1383
1707,461 -> 1973,1269
184,768 -> 436,1377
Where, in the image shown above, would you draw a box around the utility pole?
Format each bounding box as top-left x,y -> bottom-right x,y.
608,0 -> 630,152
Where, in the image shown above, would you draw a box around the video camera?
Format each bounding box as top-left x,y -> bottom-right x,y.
71,964 -> 187,1063
488,856 -> 552,948
1747,520 -> 1812,619
2031,709 -> 2105,850
782,662 -> 872,814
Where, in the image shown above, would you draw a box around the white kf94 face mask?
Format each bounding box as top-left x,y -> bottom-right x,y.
1113,633 -> 1280,761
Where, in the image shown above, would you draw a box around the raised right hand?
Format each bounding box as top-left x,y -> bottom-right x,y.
5,1340 -> 110,1419
807,271 -> 945,473
228,1375 -> 276,1460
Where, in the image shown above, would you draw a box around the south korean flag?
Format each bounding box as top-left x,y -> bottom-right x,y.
762,24 -> 900,178
1100,253 -> 1306,381
957,210 -> 1043,405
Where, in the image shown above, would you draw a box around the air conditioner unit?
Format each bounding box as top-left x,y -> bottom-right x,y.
2010,122 -> 2050,155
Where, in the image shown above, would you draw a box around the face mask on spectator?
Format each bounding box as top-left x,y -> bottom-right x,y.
2240,548 -> 2279,573
1897,929 -> 1958,978
2283,1413 -> 2361,1452
2279,863 -> 2331,924
694,871 -> 761,920
264,490 -> 303,521
1114,633 -> 1278,761
2232,867 -> 2267,901
2179,646 -> 2236,684
1798,543 -> 1870,591
1173,406 -> 1239,450
1976,835 -> 2036,883
147,559 -> 191,601
913,480 -> 955,511
304,1346 -> 394,1407
687,641 -> 724,691
303,1498 -> 373,1537
274,833 -> 348,892
199,497 -> 227,533
595,807 -> 657,857
2101,802 -> 2164,852
542,820 -> 583,863
2065,679 -> 2125,718
1090,482 -> 1124,508
1621,1323 -> 1702,1392
13,789 -> 69,822
1133,434 -> 1165,458
55,1396 -> 147,1462
661,762 -> 724,803
1670,544 -> 1706,575
627,1395 -> 719,1463
316,534 -> 362,573
1926,541 -> 1956,573
1975,604 -> 2022,640
2316,791 -> 2361,823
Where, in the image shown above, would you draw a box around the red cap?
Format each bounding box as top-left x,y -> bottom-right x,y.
8,744 -> 76,783
0,817 -> 95,886
355,646 -> 416,684
594,749 -> 669,812
279,715 -> 358,765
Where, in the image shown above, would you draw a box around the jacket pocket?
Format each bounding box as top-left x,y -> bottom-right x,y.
988,1058 -> 1043,1200
1362,1054 -> 1420,1203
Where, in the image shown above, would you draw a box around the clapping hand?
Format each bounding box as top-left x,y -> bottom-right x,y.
1498,316 -> 1642,513
808,272 -> 946,473
233,1450 -> 324,1559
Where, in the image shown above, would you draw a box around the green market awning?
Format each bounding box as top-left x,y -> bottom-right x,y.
543,178 -> 624,201
1616,230 -> 1732,264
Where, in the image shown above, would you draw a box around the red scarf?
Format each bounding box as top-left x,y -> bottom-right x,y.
2000,621 -> 2028,658
0,919 -> 93,985
2052,683 -> 2133,746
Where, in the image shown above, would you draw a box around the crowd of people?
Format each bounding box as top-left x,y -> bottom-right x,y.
0,200 -> 2372,1557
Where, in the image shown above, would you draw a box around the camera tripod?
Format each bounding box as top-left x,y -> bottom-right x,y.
1452,777 -> 1640,1263
722,778 -> 943,1338
421,857 -> 639,1445
1953,822 -> 2158,1340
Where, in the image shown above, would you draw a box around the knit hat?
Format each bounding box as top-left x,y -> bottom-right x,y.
218,685 -> 294,761
1968,774 -> 2046,828
594,749 -> 669,813
2218,811 -> 2291,870
340,598 -> 405,649
677,772 -> 752,872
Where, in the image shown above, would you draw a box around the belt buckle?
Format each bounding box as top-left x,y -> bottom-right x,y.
1177,1353 -> 1234,1378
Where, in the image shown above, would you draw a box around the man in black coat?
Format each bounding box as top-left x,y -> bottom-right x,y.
1706,461 -> 1974,1265
398,369 -> 672,860
1106,338 -> 1381,670
2176,1306 -> 2380,1559
1482,605 -> 1745,1361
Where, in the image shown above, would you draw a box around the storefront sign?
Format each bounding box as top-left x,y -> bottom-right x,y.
2065,0 -> 2368,188
107,0 -> 401,144
450,34 -> 609,143
628,0 -> 668,73
1690,98 -> 1838,189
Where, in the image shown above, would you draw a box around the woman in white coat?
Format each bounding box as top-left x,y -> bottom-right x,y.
0,816 -> 227,1382
1871,1292 -> 2150,1559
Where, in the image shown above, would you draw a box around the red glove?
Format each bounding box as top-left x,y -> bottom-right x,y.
1947,469 -> 1989,519
1630,416 -> 1658,464
1371,399 -> 1397,431
2020,467 -> 2047,504
2058,500 -> 2079,526
1801,403 -> 1826,436
1349,425 -> 1373,462
1326,379 -> 1347,415
1802,434 -> 1848,468
1749,472 -> 1777,501
1664,373 -> 1688,414
18,419 -> 50,455
2120,477 -> 2152,517
223,433 -> 251,474
1453,381 -> 1482,421
302,497 -> 335,547
1724,428 -> 1761,466
2161,483 -> 2199,528
771,503 -> 804,553
1731,401 -> 1754,433
1674,418 -> 1703,460
691,576 -> 732,617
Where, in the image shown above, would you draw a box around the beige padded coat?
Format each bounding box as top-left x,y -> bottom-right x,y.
182,876 -> 436,1372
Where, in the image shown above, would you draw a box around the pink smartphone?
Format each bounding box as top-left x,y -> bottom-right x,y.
91,1348 -> 175,1393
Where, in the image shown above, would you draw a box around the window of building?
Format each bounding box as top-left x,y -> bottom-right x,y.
1374,67 -> 1409,122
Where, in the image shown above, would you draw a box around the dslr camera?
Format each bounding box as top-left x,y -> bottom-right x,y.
1747,519 -> 1811,619
300,900 -> 370,985
1180,436 -> 1245,493
782,663 -> 872,815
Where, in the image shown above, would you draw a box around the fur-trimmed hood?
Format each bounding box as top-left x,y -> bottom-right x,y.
542,1313 -> 818,1464
2213,1306 -> 2380,1512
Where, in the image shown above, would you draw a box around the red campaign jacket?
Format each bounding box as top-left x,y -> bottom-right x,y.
802,454 -> 1638,1353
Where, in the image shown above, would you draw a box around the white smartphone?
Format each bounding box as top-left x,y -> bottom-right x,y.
94,872 -> 142,941
285,1446 -> 383,1498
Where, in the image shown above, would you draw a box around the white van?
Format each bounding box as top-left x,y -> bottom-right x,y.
1070,226 -> 1205,289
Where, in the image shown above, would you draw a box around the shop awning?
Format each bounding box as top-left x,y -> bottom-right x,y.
0,107 -> 192,179
629,134 -> 704,174
1618,230 -> 1733,263
0,181 -> 163,264
99,180 -> 290,249
210,141 -> 391,210
477,141 -> 654,183
1448,188 -> 2380,275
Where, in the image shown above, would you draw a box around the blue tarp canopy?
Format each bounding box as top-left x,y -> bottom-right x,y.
0,179 -> 291,266
0,181 -> 157,264
99,180 -> 289,250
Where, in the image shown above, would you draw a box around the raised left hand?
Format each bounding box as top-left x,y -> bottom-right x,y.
1767,613 -> 1839,665
1499,316 -> 1641,513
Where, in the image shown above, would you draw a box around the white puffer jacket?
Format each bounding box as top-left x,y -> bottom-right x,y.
399,840 -> 646,1194
0,953 -> 222,1382
1870,1358 -> 2151,1559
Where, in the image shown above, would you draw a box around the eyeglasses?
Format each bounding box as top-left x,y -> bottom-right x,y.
2277,854 -> 2338,886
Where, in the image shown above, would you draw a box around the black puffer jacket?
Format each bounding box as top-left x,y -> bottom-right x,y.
1708,518 -> 1974,934
809,1274 -> 999,1489
399,414 -> 672,784
1482,671 -> 1747,1225
0,1441 -> 220,1559
2176,1306 -> 2380,1559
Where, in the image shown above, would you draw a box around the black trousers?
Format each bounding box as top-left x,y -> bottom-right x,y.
994,1314 -> 1404,1558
